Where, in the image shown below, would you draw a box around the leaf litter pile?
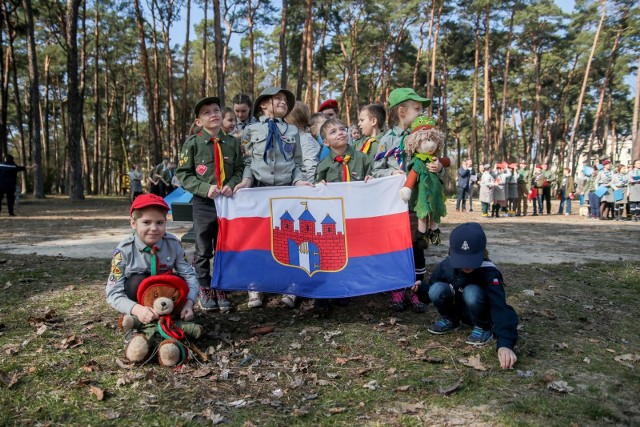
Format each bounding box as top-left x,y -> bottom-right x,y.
0,253 -> 639,426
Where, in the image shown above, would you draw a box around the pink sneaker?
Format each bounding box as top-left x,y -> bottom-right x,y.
390,290 -> 406,312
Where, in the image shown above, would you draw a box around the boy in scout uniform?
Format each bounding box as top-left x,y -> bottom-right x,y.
315,118 -> 372,183
106,194 -> 199,323
354,104 -> 385,164
233,87 -> 312,309
176,96 -> 244,312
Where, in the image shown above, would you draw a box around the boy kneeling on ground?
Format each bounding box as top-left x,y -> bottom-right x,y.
414,222 -> 519,369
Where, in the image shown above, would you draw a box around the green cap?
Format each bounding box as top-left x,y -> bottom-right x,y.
410,116 -> 437,133
253,87 -> 296,118
194,97 -> 221,117
388,88 -> 430,109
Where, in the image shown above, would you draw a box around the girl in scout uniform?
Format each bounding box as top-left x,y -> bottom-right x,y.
596,160 -> 614,220
612,164 -> 628,221
233,87 -> 312,309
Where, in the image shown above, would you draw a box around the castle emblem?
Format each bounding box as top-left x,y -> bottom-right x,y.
271,198 -> 347,276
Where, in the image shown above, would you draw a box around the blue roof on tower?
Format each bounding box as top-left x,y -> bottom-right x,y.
280,211 -> 294,221
299,209 -> 316,222
321,214 -> 336,225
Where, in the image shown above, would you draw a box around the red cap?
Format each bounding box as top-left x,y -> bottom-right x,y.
602,159 -> 611,165
535,164 -> 542,169
318,99 -> 338,112
509,163 -> 518,169
136,274 -> 189,306
130,193 -> 169,216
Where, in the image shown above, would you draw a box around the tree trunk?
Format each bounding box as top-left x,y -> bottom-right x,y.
0,8 -> 7,159
279,0 -> 287,88
496,6 -> 515,158
157,0 -> 178,160
427,2 -> 442,115
632,57 -> 640,160
149,2 -> 164,151
66,0 -> 84,199
296,0 -> 308,100
180,0 -> 191,144
22,0 -> 45,197
483,1 -> 491,162
213,0 -> 225,104
133,0 -> 161,164
471,12 -> 480,164
313,12 -> 328,111
568,0 -> 606,164
412,20 -> 427,91
304,0 -> 313,104
79,2 -> 91,194
201,0 -> 208,97
247,0 -> 255,98
93,2 -> 101,194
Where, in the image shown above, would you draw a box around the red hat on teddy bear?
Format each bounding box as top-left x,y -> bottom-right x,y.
136,274 -> 189,307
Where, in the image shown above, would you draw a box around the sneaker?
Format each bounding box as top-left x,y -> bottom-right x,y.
428,228 -> 441,245
247,291 -> 263,309
390,290 -> 406,312
198,287 -> 218,311
481,213 -> 488,217
215,290 -> 233,313
465,326 -> 493,346
281,294 -> 297,308
427,318 -> 459,334
409,292 -> 427,313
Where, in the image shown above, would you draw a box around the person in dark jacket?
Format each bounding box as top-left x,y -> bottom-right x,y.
456,159 -> 474,212
0,155 -> 31,216
414,222 -> 519,369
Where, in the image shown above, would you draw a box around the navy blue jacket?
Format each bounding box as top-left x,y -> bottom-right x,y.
0,162 -> 26,191
457,167 -> 473,189
428,257 -> 519,350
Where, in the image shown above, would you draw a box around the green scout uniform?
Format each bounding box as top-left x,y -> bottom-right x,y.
315,145 -> 371,183
353,131 -> 383,163
372,126 -> 406,178
176,130 -> 243,196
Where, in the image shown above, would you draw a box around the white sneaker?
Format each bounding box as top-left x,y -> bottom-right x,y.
247,291 -> 263,308
281,294 -> 297,308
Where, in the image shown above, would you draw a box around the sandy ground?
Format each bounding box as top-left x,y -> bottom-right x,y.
1,195 -> 639,265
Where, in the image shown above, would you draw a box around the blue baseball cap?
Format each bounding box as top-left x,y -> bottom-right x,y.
449,222 -> 487,269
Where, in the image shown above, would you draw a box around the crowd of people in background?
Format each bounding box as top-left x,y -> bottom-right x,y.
452,156 -> 640,221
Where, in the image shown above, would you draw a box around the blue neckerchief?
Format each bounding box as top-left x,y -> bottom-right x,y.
264,119 -> 289,163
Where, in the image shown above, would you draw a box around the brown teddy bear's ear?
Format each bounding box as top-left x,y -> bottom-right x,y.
172,288 -> 186,313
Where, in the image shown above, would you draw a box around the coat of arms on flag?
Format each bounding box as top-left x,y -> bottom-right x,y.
212,176 -> 415,298
271,198 -> 347,275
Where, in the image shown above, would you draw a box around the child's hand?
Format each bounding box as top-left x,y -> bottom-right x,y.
391,170 -> 406,176
295,180 -> 313,187
410,280 -> 421,293
364,175 -> 374,183
497,347 -> 517,369
427,159 -> 443,173
317,180 -> 327,185
233,178 -> 253,193
131,304 -> 158,324
181,300 -> 195,321
207,185 -> 221,198
220,185 -> 233,197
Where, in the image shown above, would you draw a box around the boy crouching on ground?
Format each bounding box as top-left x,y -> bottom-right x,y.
414,222 -> 519,369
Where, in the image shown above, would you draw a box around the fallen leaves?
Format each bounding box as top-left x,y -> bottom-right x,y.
192,367 -> 213,378
250,325 -> 276,336
89,385 -> 105,400
614,353 -> 640,368
438,378 -> 463,396
547,380 -> 573,393
54,334 -> 83,350
458,354 -> 487,371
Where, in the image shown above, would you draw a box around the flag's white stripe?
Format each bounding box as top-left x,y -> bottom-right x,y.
215,175 -> 408,219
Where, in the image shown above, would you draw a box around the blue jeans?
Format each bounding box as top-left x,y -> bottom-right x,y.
536,193 -> 543,214
588,192 -> 601,218
558,191 -> 572,214
428,282 -> 491,330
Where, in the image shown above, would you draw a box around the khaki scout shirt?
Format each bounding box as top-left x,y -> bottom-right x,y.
242,115 -> 304,186
372,126 -> 406,178
353,131 -> 383,164
106,233 -> 199,315
176,129 -> 243,198
315,145 -> 372,183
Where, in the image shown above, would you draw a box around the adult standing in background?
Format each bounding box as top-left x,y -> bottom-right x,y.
456,159 -> 473,212
129,163 -> 144,202
0,155 -> 33,216
232,93 -> 258,132
153,157 -> 169,197
515,160 -> 530,216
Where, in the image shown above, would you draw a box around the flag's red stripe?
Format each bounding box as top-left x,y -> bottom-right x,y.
217,212 -> 411,257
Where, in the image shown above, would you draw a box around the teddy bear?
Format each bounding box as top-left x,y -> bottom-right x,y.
118,275 -> 203,367
399,116 -> 451,247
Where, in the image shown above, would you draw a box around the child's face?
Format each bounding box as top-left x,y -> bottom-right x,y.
233,103 -> 251,122
323,123 -> 348,151
222,112 -> 237,133
130,208 -> 167,247
358,110 -> 376,137
323,108 -> 338,120
351,127 -> 361,140
195,104 -> 222,133
399,100 -> 423,128
261,93 -> 289,118
635,160 -> 640,169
